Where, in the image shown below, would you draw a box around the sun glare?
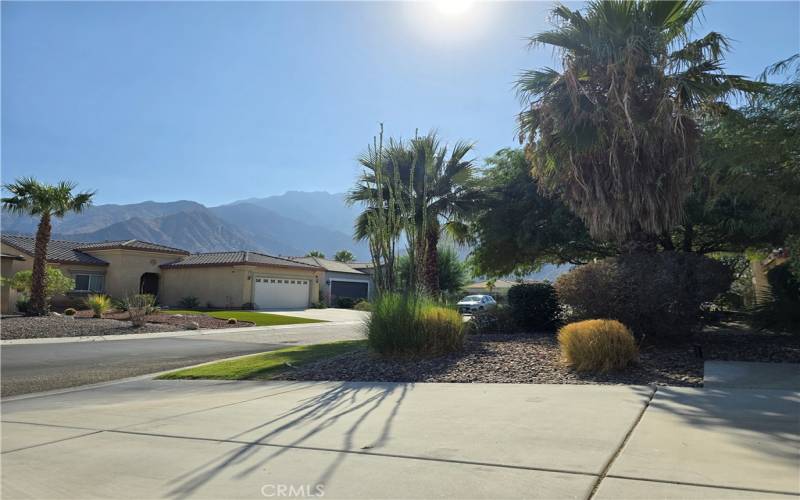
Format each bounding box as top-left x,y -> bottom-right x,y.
434,0 -> 475,17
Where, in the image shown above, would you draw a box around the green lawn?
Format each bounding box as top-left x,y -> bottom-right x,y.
162,309 -> 324,326
158,340 -> 366,380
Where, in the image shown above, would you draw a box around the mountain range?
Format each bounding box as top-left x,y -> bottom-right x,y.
1,191 -> 369,259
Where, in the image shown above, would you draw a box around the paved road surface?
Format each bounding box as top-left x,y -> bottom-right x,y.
2,379 -> 796,499
1,322 -> 363,397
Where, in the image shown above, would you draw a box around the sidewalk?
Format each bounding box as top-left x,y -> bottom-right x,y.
2,378 -> 797,499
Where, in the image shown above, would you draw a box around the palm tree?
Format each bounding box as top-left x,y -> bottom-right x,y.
517,0 -> 764,252
349,132 -> 478,294
2,178 -> 95,315
333,250 -> 355,263
306,250 -> 326,258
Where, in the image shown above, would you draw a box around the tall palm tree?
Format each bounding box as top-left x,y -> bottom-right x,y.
2,178 -> 94,315
517,0 -> 764,252
349,132 -> 478,294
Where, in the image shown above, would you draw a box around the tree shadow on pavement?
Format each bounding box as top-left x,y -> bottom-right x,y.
167,382 -> 410,499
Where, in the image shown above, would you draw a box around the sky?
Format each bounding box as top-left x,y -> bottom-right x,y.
2,1 -> 798,206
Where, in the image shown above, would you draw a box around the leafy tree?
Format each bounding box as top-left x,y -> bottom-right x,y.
665,65 -> 800,254
333,250 -> 355,263
517,1 -> 763,251
5,267 -> 75,305
1,178 -> 94,315
305,250 -> 326,258
350,132 -> 479,294
397,246 -> 467,295
468,149 -> 614,277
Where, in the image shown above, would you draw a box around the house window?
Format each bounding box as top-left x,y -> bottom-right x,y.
73,274 -> 105,292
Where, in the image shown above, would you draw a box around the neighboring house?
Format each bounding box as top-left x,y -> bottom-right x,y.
160,252 -> 321,309
292,256 -> 373,305
0,235 -> 324,313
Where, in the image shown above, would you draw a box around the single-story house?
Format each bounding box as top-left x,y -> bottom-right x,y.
0,235 -> 324,313
291,256 -> 373,305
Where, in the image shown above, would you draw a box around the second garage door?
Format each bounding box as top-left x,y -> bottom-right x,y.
253,277 -> 310,309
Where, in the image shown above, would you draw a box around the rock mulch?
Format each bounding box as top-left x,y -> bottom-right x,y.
0,315 -> 179,340
73,310 -> 252,329
280,322 -> 799,387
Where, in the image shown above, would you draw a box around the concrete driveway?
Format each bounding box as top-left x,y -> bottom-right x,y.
267,308 -> 370,322
1,322 -> 363,397
3,379 -> 797,499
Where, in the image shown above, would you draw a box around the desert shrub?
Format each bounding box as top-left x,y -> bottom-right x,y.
334,297 -> 357,309
5,267 -> 75,312
558,319 -> 638,372
555,252 -> 732,338
227,318 -> 238,325
420,306 -> 464,353
366,293 -> 464,356
751,263 -> 800,332
353,300 -> 372,311
84,294 -> 112,318
507,283 -> 560,331
63,308 -> 77,316
310,301 -> 327,309
466,306 -> 517,334
241,302 -> 256,310
16,297 -> 30,314
179,296 -> 200,309
126,293 -> 157,327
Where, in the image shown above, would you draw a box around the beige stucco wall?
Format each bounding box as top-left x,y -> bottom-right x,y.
80,248 -> 184,299
160,265 -> 322,309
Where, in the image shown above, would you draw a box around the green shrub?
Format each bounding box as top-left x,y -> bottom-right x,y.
555,252 -> 732,337
5,267 -> 75,312
353,300 -> 372,311
310,301 -> 327,309
751,263 -> 800,332
84,294 -> 112,318
334,297 -> 357,309
466,306 -> 517,334
558,319 -> 638,372
63,308 -> 77,316
179,296 -> 200,309
16,297 -> 30,314
508,282 -> 560,331
366,293 -> 464,356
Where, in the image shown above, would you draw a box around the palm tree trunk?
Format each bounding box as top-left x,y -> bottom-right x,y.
423,229 -> 440,295
29,212 -> 52,316
621,225 -> 658,254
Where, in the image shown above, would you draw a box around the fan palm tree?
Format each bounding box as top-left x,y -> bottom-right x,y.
517,0 -> 764,252
2,178 -> 95,315
349,132 -> 478,294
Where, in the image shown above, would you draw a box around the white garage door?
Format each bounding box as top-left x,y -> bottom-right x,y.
253,277 -> 310,309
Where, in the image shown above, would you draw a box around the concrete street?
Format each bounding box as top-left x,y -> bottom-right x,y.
1,320 -> 364,397
2,377 -> 798,499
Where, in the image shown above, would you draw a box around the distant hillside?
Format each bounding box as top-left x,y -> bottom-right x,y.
2,192 -> 369,258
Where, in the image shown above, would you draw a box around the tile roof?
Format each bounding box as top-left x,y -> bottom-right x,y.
75,239 -> 189,255
160,251 -> 322,270
1,234 -> 108,266
292,256 -> 365,275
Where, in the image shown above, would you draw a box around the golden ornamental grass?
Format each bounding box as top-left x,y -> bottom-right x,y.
558,319 -> 638,373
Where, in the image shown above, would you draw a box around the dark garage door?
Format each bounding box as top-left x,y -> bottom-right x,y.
331,280 -> 369,300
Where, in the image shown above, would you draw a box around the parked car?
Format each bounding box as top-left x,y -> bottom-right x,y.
457,294 -> 497,314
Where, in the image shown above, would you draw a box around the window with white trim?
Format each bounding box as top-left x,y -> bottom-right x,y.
73,273 -> 105,292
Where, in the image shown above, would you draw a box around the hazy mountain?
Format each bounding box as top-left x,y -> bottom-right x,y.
2,200 -> 205,234
64,209 -> 259,253
228,191 -> 361,237
210,202 -> 367,258
2,192 -> 368,258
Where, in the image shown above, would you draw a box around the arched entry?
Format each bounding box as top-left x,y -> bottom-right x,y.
140,273 -> 160,296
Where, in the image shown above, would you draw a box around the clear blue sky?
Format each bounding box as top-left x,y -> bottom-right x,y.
2,1 -> 798,206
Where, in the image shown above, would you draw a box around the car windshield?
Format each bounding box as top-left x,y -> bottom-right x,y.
462,296 -> 483,301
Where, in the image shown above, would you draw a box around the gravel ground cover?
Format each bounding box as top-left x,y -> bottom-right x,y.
73,310 -> 253,329
279,323 -> 798,387
1,315 -> 180,340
